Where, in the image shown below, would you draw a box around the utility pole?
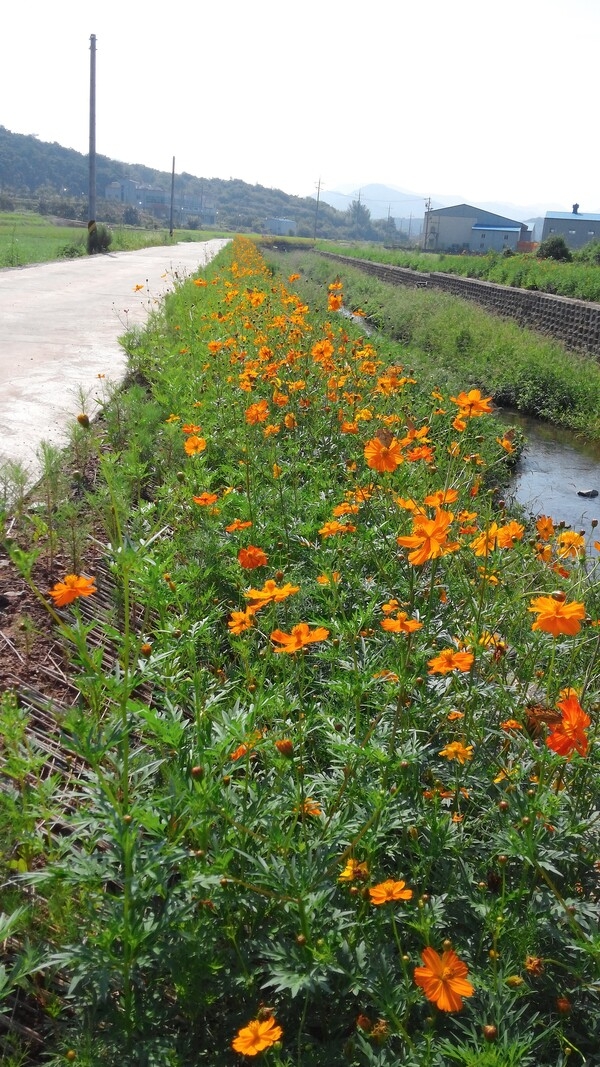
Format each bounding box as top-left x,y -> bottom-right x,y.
88,34 -> 97,228
169,156 -> 175,236
423,198 -> 431,250
313,178 -> 321,242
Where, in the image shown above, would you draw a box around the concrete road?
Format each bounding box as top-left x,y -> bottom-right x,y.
0,239 -> 228,488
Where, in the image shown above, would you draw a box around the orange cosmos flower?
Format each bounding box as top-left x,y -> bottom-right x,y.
245,579 -> 299,607
339,858 -> 369,882
536,515 -> 555,541
311,338 -> 335,362
439,741 -> 474,764
497,520 -> 525,548
295,797 -> 322,816
228,608 -> 257,634
184,435 -> 207,455
406,445 -> 434,463
49,574 -> 97,607
364,436 -> 403,473
497,435 -> 515,453
556,530 -> 586,558
238,545 -> 269,569
245,399 -> 270,425
414,947 -> 474,1012
428,649 -> 474,674
424,488 -> 459,507
181,423 -> 202,434
397,509 -> 459,566
316,571 -> 341,585
546,692 -> 590,757
450,389 -> 493,417
193,492 -> 218,506
369,879 -> 413,905
319,520 -> 356,537
328,293 -> 343,311
470,523 -> 499,557
270,623 -> 329,653
380,612 -> 423,634
528,595 -> 586,637
284,413 -> 297,430
193,278 -> 207,287
226,519 -> 253,532
232,1016 -> 283,1056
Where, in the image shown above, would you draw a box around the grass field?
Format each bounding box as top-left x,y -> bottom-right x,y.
0,211 -> 226,268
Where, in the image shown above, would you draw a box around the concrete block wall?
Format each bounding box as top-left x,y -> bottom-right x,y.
318,251 -> 600,357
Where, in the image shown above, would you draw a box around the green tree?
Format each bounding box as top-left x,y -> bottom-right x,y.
537,234 -> 572,261
346,199 -> 374,239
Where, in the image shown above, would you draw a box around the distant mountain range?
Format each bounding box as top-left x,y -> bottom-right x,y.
320,182 -> 560,224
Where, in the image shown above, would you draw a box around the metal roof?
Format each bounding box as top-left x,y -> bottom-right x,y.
546,211 -> 600,221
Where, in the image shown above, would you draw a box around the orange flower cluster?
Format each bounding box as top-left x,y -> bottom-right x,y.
397,508 -> 460,566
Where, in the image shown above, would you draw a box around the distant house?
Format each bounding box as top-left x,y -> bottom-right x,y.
264,217 -> 297,236
541,206 -> 600,250
423,204 -> 531,253
105,179 -> 140,205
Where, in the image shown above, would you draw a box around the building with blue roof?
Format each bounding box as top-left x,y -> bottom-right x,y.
423,204 -> 531,253
541,205 -> 600,250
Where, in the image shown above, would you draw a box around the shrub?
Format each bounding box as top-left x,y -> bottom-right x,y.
87,221 -> 113,255
536,235 -> 572,262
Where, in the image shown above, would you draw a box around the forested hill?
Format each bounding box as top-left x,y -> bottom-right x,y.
0,126 -> 391,239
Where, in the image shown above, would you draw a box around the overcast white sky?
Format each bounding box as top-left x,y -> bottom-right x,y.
2,0 -> 598,216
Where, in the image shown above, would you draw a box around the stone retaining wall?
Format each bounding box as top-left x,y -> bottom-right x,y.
318,251 -> 600,357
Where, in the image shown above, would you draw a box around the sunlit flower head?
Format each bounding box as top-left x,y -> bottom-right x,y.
245,578 -> 299,607
193,492 -> 218,506
546,692 -> 590,757
528,595 -> 586,637
238,545 -> 269,569
49,574 -> 97,607
232,1015 -> 282,1056
397,508 -> 459,566
556,530 -> 586,559
428,648 -> 474,674
270,622 -> 329,653
245,399 -> 270,425
364,435 -> 403,473
414,946 -> 474,1012
380,612 -> 423,634
339,858 -> 369,882
536,515 -> 555,542
439,741 -> 474,764
369,879 -> 413,905
450,389 -> 493,417
184,435 -> 207,455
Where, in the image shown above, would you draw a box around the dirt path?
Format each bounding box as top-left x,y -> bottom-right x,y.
0,239 -> 228,485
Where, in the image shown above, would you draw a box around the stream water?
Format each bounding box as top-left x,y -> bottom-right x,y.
499,410 -> 600,549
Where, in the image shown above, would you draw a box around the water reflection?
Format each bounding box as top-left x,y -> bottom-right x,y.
498,410 -> 600,542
